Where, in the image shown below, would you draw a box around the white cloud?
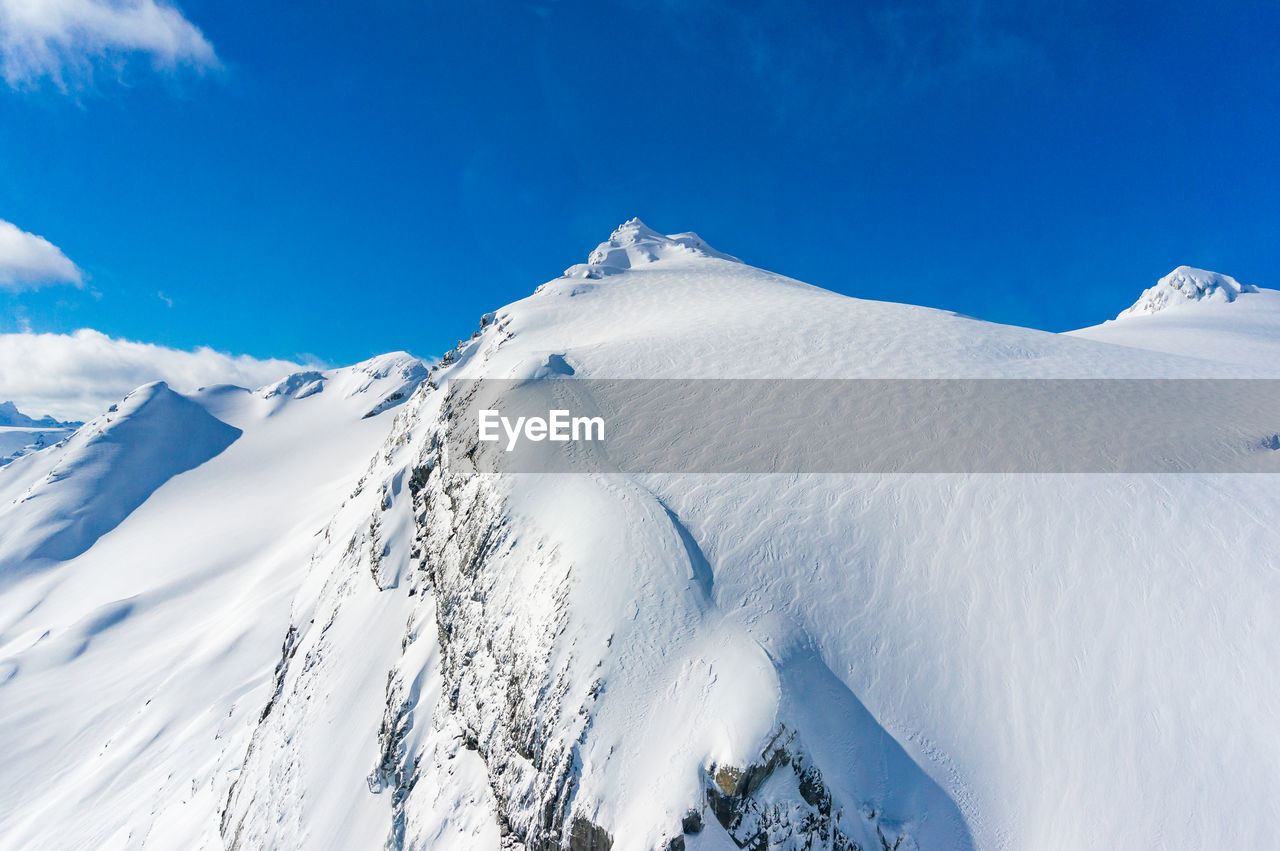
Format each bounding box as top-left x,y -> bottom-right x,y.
0,218 -> 82,289
0,0 -> 218,89
0,328 -> 310,421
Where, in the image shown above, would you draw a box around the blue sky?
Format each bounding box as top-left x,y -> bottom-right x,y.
1,0 -> 1278,372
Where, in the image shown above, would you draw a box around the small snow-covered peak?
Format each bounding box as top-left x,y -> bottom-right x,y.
250,354 -> 428,418
1118,266 -> 1259,318
96,382 -> 232,439
332,353 -> 430,416
109,381 -> 183,419
121,379 -> 169,400
349,351 -> 427,381
0,400 -> 78,428
598,217 -> 663,250
0,400 -> 26,425
258,371 -> 326,400
564,218 -> 740,278
1,380 -> 240,568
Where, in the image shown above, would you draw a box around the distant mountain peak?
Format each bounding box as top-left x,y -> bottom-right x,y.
253,353 -> 429,419
1118,266 -> 1259,318
0,400 -> 80,429
564,218 -> 740,279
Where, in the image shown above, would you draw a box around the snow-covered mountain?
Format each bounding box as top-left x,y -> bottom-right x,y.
0,402 -> 80,468
1068,265 -> 1280,366
1116,265 -> 1258,316
0,401 -> 78,429
2,222 -> 1278,850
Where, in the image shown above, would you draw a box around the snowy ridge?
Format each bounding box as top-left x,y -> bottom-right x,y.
1119,265 -> 1259,317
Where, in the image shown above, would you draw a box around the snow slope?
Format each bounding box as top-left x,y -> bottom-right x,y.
0,382 -> 241,574
0,426 -> 71,467
0,354 -> 427,850
2,222 -> 1278,851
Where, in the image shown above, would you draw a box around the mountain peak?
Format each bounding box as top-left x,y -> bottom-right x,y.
564,218 -> 740,278
0,399 -> 80,428
1118,266 -> 1259,318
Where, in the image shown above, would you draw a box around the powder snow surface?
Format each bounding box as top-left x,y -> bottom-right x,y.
1,223 -> 1277,850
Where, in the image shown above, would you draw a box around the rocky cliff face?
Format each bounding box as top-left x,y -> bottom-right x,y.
218,322 -> 641,849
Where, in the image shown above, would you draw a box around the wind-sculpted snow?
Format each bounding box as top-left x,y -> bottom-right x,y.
0,381 -> 240,575
3,225 -> 1280,850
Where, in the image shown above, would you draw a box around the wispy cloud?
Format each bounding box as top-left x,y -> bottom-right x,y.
0,0 -> 218,90
0,218 -> 82,289
0,329 -> 310,421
